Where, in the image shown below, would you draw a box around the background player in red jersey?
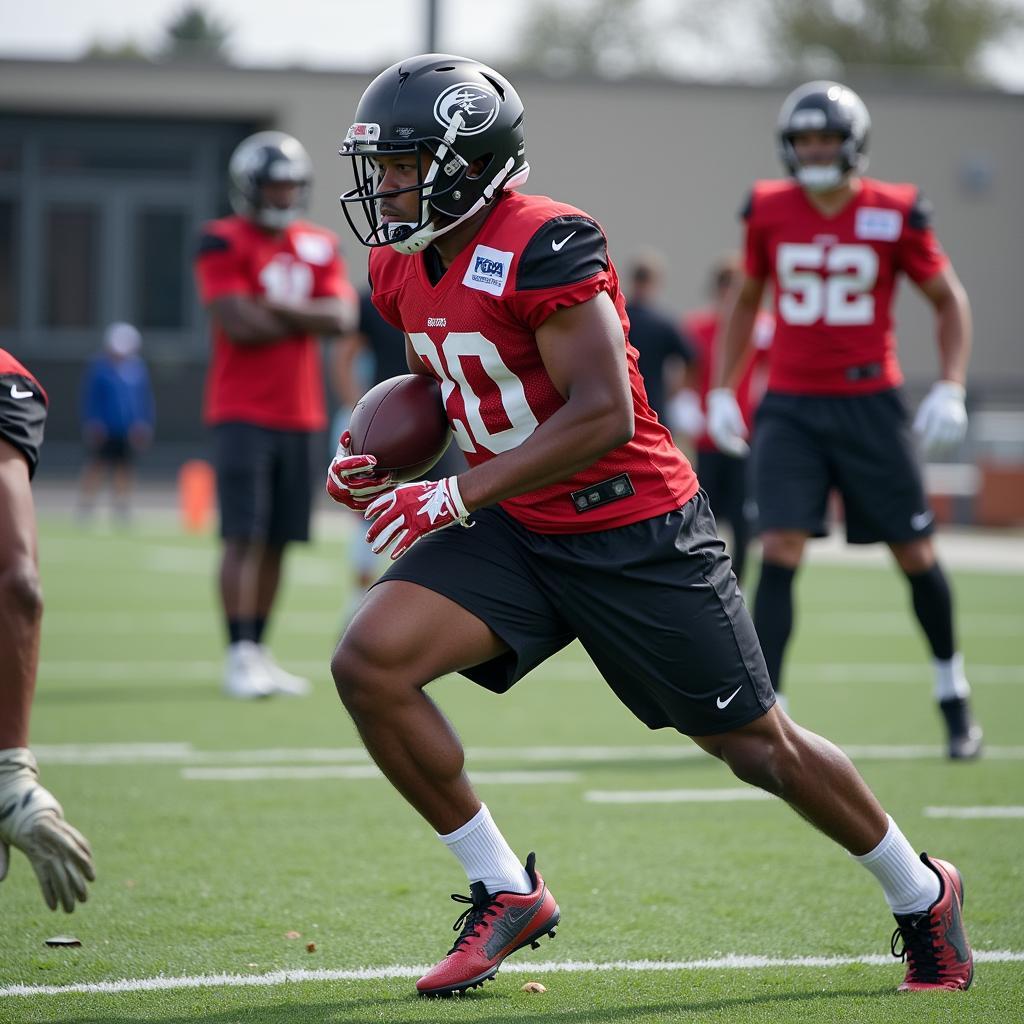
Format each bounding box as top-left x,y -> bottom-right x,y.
680,254 -> 772,585
194,131 -> 356,699
710,81 -> 981,758
0,349 -> 95,912
325,55 -> 972,998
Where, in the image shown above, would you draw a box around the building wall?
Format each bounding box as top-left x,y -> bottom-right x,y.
1,57 -> 1021,467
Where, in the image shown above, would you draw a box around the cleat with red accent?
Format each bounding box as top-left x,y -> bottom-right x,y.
416,852 -> 560,997
891,853 -> 973,991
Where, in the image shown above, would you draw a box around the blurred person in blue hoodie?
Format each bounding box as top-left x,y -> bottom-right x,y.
76,322 -> 155,523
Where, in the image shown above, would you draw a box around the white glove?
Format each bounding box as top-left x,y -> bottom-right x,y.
0,748 -> 95,912
913,380 -> 968,455
666,388 -> 705,437
706,388 -> 749,457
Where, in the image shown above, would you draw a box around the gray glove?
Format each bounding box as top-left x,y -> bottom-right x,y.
0,748 -> 95,912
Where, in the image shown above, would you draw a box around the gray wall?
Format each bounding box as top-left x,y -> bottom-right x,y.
2,57 -> 1021,469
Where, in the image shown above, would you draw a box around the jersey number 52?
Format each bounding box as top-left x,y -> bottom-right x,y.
776,243 -> 878,327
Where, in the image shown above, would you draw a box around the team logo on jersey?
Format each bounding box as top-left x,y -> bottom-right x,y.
462,244 -> 514,297
855,207 -> 902,241
434,83 -> 500,137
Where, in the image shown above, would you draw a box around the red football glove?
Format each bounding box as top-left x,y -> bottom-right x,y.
364,476 -> 471,560
326,431 -> 396,511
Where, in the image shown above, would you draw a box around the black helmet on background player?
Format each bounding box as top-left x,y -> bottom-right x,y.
777,81 -> 870,193
228,131 -> 312,230
338,53 -> 529,254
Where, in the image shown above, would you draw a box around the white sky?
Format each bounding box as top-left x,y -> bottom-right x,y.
1,0 -> 1022,89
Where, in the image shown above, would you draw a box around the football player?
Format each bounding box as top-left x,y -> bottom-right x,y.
0,348 -> 95,912
709,81 -> 982,758
327,56 -> 972,996
194,131 -> 357,699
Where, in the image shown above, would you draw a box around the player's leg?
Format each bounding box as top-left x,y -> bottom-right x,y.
835,389 -> 982,760
331,508 -> 567,994
213,423 -> 275,698
750,395 -> 832,697
890,537 -> 981,759
110,441 -> 134,523
567,492 -> 970,992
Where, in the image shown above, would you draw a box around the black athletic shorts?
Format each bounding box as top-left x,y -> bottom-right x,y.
753,388 -> 934,545
90,435 -> 133,465
696,449 -> 755,532
213,422 -> 318,544
0,371 -> 47,478
380,491 -> 775,736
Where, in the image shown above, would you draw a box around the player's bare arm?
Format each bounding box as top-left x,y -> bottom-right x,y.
455,291 -> 634,512
915,264 -> 972,386
714,271 -> 764,390
208,294 -> 295,343
264,295 -> 355,336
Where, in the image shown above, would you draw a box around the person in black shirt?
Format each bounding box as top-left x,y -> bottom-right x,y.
623,253 -> 695,424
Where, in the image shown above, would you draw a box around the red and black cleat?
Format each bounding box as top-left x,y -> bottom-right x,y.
891,853 -> 974,992
416,852 -> 560,997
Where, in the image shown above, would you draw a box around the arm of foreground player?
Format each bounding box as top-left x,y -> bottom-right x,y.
707,272 -> 765,457
363,293 -> 635,559
912,265 -> 972,453
456,291 -> 635,510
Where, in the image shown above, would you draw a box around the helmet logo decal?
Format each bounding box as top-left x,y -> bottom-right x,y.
433,82 -> 500,136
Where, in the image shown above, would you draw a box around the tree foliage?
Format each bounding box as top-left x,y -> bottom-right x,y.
159,3 -> 233,63
765,0 -> 1024,77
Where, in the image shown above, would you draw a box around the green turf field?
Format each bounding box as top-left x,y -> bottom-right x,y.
2,515 -> 1022,1023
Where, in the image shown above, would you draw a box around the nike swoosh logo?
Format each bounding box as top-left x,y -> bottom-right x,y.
716,686 -> 743,710
551,231 -> 576,252
910,511 -> 934,530
10,385 -> 33,400
483,888 -> 547,959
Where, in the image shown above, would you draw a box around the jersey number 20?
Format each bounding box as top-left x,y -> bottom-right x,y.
776,243 -> 878,326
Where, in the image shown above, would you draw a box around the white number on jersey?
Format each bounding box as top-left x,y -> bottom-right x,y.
408,331 -> 540,455
259,255 -> 314,303
776,243 -> 878,326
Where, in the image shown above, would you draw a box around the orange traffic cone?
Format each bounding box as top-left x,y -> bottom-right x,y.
178,459 -> 215,533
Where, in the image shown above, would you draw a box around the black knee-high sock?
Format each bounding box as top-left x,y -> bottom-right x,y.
753,562 -> 797,693
905,564 -> 955,661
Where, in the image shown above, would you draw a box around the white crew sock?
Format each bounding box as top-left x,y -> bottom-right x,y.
438,804 -> 532,895
852,815 -> 940,914
934,653 -> 971,702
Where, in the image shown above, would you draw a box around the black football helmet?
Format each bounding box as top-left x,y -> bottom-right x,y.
777,81 -> 870,192
228,130 -> 312,230
338,53 -> 528,254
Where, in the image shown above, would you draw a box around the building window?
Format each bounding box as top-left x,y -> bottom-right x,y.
42,203 -> 100,328
0,201 -> 17,328
134,208 -> 188,329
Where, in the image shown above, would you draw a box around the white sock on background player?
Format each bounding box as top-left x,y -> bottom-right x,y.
933,652 -> 971,702
438,804 -> 532,895
852,815 -> 940,914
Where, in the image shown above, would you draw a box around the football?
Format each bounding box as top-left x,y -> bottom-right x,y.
347,374 -> 452,483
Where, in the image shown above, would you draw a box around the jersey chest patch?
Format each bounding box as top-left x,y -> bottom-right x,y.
855,207 -> 902,241
293,232 -> 334,265
462,244 -> 514,297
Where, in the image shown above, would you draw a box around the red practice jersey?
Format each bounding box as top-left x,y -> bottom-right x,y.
194,215 -> 355,430
743,178 -> 948,396
685,308 -> 773,453
370,191 -> 698,534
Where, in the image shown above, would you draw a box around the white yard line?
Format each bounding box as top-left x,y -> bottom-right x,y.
3,950 -> 1022,998
924,806 -> 1024,819
182,766 -> 578,783
586,788 -> 772,803
34,659 -> 1024,684
32,742 -> 1024,767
